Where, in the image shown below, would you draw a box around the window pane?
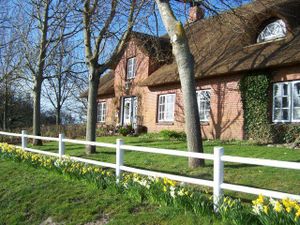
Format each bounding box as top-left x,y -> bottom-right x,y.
272,82 -> 293,122
257,19 -> 286,43
294,83 -> 300,95
158,94 -> 174,121
283,83 -> 289,96
127,57 -> 136,79
204,110 -> 210,120
293,95 -> 300,107
282,97 -> 289,108
274,97 -> 281,108
282,109 -> 289,120
204,101 -> 210,110
273,84 -> 280,96
97,102 -> 106,122
199,113 -> 205,121
274,109 -> 281,120
293,108 -> 300,120
200,102 -> 205,112
197,90 -> 211,121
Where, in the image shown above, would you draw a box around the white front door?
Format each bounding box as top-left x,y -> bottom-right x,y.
132,97 -> 137,128
122,97 -> 137,128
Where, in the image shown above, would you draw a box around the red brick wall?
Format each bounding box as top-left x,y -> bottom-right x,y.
272,65 -> 300,82
98,40 -> 246,140
99,40 -> 300,140
143,75 -> 244,140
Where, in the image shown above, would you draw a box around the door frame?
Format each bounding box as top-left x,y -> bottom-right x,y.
120,96 -> 138,127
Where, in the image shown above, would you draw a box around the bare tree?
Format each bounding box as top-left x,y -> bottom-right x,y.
0,30 -> 22,130
43,29 -> 84,126
82,0 -> 146,154
16,0 -> 80,144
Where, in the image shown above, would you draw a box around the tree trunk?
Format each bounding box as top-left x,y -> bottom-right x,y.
32,0 -> 50,146
3,81 -> 8,131
56,106 -> 61,126
85,65 -> 100,154
56,76 -> 62,126
155,1 -> 204,168
33,79 -> 43,146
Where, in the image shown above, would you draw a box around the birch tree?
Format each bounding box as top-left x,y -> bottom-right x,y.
82,0 -> 145,154
155,0 -> 204,168
154,0 -> 246,168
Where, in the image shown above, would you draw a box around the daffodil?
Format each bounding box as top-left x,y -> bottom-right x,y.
296,208 -> 300,218
274,201 -> 283,213
163,186 -> 167,192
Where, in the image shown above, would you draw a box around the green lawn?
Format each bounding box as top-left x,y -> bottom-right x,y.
28,136 -> 300,200
0,159 -> 222,225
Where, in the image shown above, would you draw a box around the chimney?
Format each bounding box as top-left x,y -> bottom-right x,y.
188,4 -> 205,23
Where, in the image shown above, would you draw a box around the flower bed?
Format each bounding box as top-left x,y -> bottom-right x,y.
252,194 -> 300,225
1,143 -> 300,225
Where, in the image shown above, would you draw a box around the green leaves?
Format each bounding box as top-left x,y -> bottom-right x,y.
240,72 -> 273,143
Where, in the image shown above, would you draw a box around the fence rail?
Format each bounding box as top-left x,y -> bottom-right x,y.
0,130 -> 300,211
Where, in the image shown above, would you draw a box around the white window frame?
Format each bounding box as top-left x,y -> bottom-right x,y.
272,81 -> 300,123
126,57 -> 136,80
197,90 -> 211,122
257,19 -> 287,43
292,82 -> 300,122
157,94 -> 175,122
97,101 -> 106,122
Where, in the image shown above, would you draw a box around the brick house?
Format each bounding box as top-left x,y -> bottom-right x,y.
90,0 -> 300,140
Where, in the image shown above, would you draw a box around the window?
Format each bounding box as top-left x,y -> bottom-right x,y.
273,81 -> 300,122
97,102 -> 106,122
126,57 -> 136,80
158,94 -> 175,122
257,19 -> 287,43
197,90 -> 211,122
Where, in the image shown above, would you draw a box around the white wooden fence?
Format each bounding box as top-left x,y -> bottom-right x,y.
1,130 -> 300,211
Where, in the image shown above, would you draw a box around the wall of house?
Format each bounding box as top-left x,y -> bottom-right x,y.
98,38 -> 300,140
272,65 -> 300,82
96,97 -> 116,126
98,40 -> 153,127
98,38 -> 246,140
142,74 -> 245,140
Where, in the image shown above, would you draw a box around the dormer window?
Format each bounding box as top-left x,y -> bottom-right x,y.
126,57 -> 136,80
257,19 -> 287,43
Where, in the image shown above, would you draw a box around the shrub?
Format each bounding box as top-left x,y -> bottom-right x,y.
118,124 -> 134,136
240,72 -> 273,144
271,124 -> 300,144
159,130 -> 186,141
96,125 -> 116,137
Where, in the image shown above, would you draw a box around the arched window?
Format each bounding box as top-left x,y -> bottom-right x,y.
257,19 -> 287,43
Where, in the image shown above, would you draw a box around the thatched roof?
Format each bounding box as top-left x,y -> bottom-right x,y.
140,0 -> 300,86
130,31 -> 172,62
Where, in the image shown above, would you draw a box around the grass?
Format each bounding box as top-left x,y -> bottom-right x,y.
0,159 -> 222,225
29,135 -> 300,200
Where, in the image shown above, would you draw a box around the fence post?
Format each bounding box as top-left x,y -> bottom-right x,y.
213,146 -> 224,212
59,133 -> 65,158
21,130 -> 27,150
116,139 -> 124,183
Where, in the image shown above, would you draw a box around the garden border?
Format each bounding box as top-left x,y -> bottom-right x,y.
0,130 -> 300,211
